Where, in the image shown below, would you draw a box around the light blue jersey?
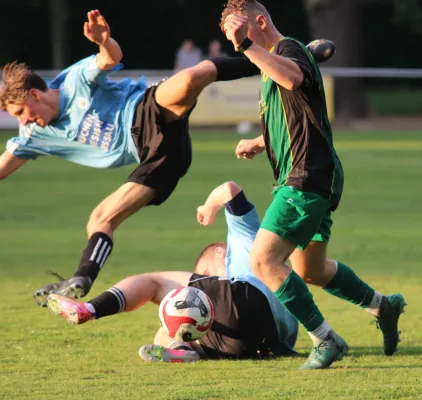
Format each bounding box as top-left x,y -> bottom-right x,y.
6,56 -> 148,168
225,206 -> 298,352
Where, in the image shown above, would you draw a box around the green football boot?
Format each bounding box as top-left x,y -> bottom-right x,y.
300,332 -> 348,370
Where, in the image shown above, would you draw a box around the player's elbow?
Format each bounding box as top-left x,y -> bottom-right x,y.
285,71 -> 304,91
222,181 -> 242,200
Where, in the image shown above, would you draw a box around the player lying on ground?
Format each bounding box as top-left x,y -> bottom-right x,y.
47,181 -> 299,362
219,0 -> 406,369
0,9 -> 335,306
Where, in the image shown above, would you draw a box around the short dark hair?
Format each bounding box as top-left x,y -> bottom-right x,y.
194,242 -> 226,273
0,61 -> 48,110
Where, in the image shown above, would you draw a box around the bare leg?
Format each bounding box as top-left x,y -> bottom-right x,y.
289,242 -> 337,287
113,271 -> 192,311
155,61 -> 217,123
250,229 -> 296,291
87,183 -> 156,238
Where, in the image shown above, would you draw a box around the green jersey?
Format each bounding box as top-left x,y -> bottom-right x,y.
260,37 -> 343,210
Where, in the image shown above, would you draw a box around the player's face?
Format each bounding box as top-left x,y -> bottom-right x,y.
6,91 -> 53,127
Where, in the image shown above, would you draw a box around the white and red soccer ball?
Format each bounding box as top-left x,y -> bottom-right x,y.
159,287 -> 214,342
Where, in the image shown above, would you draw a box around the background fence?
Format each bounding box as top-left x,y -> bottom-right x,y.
1,67 -> 421,129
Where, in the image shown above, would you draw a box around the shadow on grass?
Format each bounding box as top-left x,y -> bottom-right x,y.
232,346 -> 422,363
348,346 -> 422,357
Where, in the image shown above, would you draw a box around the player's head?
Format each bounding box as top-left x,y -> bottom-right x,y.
194,242 -> 227,277
220,0 -> 275,48
0,61 -> 55,127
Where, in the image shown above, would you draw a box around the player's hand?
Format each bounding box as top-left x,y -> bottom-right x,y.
84,10 -> 110,46
197,205 -> 217,226
235,139 -> 265,160
223,14 -> 248,49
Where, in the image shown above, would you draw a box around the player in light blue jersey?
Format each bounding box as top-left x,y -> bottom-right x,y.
0,8 -> 338,308
46,181 -> 298,362
0,10 -> 253,306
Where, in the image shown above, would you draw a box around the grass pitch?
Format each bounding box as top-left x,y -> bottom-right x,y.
1,129 -> 422,400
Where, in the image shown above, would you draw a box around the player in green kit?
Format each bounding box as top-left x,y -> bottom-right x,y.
221,0 -> 406,369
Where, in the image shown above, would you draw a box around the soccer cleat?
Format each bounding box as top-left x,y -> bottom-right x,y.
34,275 -> 93,307
373,294 -> 406,356
306,39 -> 336,64
47,293 -> 94,325
139,344 -> 200,363
300,332 -> 348,370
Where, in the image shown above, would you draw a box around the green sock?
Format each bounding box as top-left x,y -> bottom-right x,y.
324,262 -> 375,308
274,270 -> 325,332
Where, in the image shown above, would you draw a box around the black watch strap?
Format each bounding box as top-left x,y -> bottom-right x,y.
236,37 -> 254,53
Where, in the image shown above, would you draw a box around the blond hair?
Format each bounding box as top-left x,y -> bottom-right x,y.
0,61 -> 47,110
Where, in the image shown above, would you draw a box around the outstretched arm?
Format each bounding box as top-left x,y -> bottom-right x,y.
84,9 -> 122,71
197,181 -> 243,226
0,151 -> 28,180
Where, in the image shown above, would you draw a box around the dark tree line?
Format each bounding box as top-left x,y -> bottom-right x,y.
0,0 -> 421,119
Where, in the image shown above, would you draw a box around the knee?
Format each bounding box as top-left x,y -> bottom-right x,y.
250,251 -> 275,280
178,61 -> 213,92
177,68 -> 198,94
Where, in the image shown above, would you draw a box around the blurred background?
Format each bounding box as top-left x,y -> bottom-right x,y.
0,0 -> 421,126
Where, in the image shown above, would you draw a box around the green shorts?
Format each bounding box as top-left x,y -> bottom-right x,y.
261,186 -> 333,250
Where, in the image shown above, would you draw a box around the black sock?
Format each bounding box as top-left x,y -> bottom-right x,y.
88,287 -> 126,319
73,232 -> 113,281
209,56 -> 259,81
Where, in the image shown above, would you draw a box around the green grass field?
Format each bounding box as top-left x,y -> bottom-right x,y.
1,129 -> 422,400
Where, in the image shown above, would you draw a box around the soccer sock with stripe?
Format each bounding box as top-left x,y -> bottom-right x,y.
323,261 -> 383,316
274,270 -> 332,342
73,232 -> 113,282
86,287 -> 126,319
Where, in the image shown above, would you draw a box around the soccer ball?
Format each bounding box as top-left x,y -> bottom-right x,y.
159,287 -> 214,342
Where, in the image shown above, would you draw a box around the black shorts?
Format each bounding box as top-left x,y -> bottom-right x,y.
127,85 -> 193,206
188,274 -> 281,359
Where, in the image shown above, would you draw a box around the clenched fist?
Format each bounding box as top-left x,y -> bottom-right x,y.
222,14 -> 249,50
235,138 -> 265,160
197,205 -> 218,226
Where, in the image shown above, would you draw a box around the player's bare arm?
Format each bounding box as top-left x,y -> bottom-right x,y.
223,14 -> 303,90
84,9 -> 122,71
0,151 -> 28,180
235,135 -> 265,160
197,181 -> 242,226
